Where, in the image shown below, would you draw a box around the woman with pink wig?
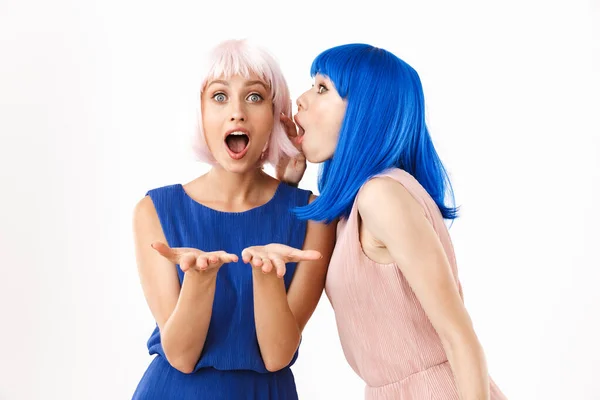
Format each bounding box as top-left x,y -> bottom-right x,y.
131,39 -> 335,400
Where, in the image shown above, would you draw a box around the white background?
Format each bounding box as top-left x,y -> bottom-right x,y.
1,0 -> 599,399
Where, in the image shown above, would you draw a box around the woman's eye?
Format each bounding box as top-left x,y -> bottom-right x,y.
213,93 -> 227,102
318,85 -> 327,94
247,93 -> 263,102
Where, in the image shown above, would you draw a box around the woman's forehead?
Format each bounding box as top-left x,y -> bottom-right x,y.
204,72 -> 271,92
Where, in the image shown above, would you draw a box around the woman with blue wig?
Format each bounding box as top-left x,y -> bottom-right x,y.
278,44 -> 507,399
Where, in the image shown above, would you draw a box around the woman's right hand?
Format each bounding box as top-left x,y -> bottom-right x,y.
151,242 -> 238,273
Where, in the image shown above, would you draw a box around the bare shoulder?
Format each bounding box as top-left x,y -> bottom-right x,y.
132,195 -> 166,241
357,176 -> 423,223
133,195 -> 158,224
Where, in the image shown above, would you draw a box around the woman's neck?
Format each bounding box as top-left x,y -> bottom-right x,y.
188,166 -> 279,209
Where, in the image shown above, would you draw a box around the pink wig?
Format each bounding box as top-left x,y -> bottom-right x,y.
192,39 -> 299,166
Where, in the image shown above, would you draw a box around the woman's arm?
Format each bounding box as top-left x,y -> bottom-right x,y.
357,177 -> 490,400
133,196 -> 236,373
248,194 -> 336,371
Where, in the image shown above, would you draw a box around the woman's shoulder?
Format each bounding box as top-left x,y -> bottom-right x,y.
146,183 -> 183,196
134,183 -> 184,218
278,181 -> 313,202
357,168 -> 430,221
365,168 -> 430,201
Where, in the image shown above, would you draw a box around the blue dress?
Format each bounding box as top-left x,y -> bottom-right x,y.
132,182 -> 311,400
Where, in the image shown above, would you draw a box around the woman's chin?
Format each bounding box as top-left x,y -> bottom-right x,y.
215,155 -> 262,173
303,146 -> 332,164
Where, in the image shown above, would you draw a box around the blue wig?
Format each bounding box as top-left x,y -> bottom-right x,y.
294,44 -> 458,223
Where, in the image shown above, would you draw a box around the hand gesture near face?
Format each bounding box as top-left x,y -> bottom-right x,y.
275,114 -> 307,186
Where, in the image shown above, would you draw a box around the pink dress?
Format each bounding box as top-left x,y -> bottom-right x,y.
325,168 -> 507,399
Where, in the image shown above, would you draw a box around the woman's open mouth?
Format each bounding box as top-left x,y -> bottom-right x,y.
294,115 -> 305,144
225,131 -> 250,160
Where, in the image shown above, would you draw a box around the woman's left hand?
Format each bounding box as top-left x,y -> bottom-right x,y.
275,114 -> 306,187
242,243 -> 322,278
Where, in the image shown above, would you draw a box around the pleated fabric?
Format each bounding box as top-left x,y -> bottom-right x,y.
325,168 -> 507,400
